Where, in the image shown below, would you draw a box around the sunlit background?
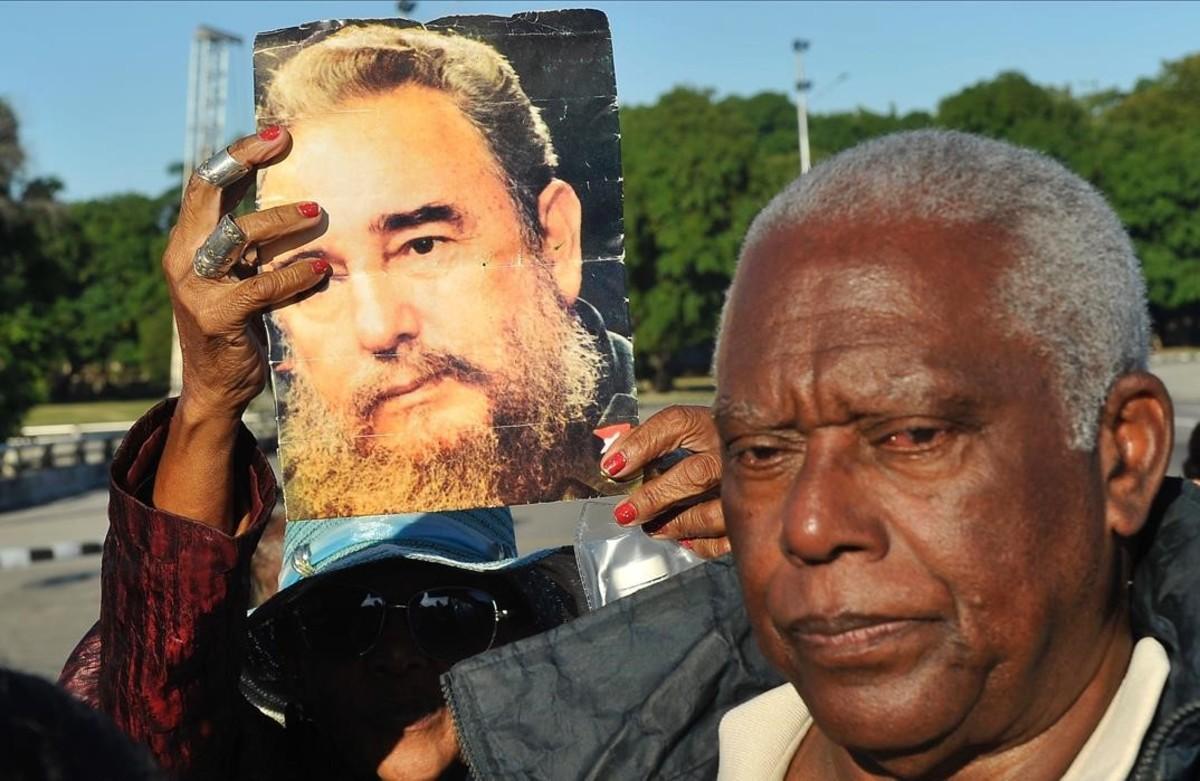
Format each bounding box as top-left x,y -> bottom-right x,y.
4,0 -> 1200,425
3,0 -> 1200,681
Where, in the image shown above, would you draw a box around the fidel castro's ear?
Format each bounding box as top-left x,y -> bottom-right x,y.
536,178 -> 583,305
1097,371 -> 1173,539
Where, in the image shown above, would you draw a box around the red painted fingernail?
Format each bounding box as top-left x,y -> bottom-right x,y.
601,451 -> 626,477
679,539 -> 694,550
310,259 -> 330,275
614,502 -> 637,526
298,201 -> 320,218
259,125 -> 281,141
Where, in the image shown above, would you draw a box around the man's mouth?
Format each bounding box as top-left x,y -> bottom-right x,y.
785,613 -> 938,667
363,370 -> 451,421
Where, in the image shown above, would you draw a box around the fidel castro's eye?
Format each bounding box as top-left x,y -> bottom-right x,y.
410,237 -> 437,255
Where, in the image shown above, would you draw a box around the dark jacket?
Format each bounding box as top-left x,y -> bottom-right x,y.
443,556 -> 781,780
444,478 -> 1200,781
1129,478 -> 1200,780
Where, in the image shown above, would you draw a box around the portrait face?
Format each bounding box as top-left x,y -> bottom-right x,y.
253,14 -> 634,519
262,86 -> 567,435
716,218 -> 1124,769
261,84 -> 592,463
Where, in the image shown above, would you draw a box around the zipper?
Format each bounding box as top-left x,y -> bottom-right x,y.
1131,698 -> 1200,781
442,676 -> 485,780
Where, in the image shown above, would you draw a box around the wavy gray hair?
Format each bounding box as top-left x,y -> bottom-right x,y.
259,23 -> 558,248
723,129 -> 1150,451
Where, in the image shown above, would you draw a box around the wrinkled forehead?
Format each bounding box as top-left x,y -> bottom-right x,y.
718,216 -> 1025,381
748,214 -> 1015,282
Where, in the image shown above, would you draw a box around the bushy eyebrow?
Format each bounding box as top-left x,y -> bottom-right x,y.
371,204 -> 463,234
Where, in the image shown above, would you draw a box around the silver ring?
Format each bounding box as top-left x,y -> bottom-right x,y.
192,214 -> 248,279
194,148 -> 250,188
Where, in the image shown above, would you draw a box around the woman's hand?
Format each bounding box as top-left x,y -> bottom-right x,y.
166,128 -> 327,421
153,128 -> 330,531
600,405 -> 727,559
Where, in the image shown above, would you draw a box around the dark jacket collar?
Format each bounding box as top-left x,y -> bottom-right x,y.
1129,477 -> 1200,779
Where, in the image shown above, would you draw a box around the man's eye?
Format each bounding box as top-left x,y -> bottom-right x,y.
408,237 -> 440,255
732,445 -> 783,467
880,427 -> 947,451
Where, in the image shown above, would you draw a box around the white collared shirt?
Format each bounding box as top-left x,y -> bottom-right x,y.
717,637 -> 1170,780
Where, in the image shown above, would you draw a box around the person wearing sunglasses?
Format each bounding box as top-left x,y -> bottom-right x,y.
232,510 -> 581,780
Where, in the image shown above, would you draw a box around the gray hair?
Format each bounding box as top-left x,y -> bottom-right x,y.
259,23 -> 558,248
725,129 -> 1150,451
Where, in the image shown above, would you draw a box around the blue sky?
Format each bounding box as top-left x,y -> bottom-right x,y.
3,1 -> 1199,201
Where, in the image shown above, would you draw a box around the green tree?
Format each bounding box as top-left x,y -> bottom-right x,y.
1089,55 -> 1200,340
912,62 -> 1200,340
0,99 -> 74,434
621,89 -> 936,389
0,99 -> 22,196
809,106 -> 934,163
721,92 -> 800,207
50,193 -> 173,397
622,88 -> 767,390
936,71 -> 1090,167
1107,55 -> 1200,129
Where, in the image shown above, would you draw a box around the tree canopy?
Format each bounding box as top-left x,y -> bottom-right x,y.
619,53 -> 1200,388
622,88 -> 763,389
0,101 -> 72,435
0,98 -> 178,434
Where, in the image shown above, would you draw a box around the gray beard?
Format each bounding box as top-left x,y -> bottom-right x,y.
275,288 -> 603,518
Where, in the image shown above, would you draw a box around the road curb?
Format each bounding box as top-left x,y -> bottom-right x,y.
0,541 -> 103,570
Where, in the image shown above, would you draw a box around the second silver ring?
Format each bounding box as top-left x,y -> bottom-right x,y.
192,214 -> 248,279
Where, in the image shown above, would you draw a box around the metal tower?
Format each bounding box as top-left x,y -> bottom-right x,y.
183,26 -> 243,188
171,25 -> 243,395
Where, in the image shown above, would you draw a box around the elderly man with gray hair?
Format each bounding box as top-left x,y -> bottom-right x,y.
435,129 -> 1200,780
711,128 -> 1199,780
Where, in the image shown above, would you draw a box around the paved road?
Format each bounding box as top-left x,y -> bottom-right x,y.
3,374 -> 1200,682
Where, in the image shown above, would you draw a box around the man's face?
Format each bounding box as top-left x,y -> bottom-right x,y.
716,218 -> 1121,768
260,86 -> 597,515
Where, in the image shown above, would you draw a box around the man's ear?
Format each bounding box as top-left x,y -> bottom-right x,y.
537,178 -> 582,304
1098,372 -> 1173,539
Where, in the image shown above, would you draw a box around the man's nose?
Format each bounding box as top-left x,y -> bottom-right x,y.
780,431 -> 887,566
365,611 -> 439,678
351,272 -> 421,355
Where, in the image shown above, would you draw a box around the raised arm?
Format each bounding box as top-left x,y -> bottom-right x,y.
154,128 -> 329,531
61,129 -> 330,777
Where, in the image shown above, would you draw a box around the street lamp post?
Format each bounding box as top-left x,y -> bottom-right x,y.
793,39 -> 812,174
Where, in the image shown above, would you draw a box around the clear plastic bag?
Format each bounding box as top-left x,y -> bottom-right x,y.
573,493 -> 705,610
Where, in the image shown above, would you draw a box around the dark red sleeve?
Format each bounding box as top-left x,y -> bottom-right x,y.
61,398 -> 276,776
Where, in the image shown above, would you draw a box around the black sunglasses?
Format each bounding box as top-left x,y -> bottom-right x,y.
291,584 -> 510,663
